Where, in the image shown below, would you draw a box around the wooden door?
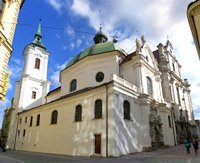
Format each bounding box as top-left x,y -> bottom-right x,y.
94,134 -> 101,154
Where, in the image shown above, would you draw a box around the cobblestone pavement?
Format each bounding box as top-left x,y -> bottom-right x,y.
0,145 -> 200,163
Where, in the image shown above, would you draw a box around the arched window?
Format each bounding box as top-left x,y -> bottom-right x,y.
35,58 -> 40,69
124,100 -> 130,120
147,77 -> 153,96
176,86 -> 181,105
70,79 -> 77,92
94,99 -> 102,119
23,129 -> 26,137
172,63 -> 175,71
75,105 -> 82,122
36,114 -> 40,126
30,116 -> 33,127
32,91 -> 36,99
168,115 -> 171,127
51,110 -> 58,124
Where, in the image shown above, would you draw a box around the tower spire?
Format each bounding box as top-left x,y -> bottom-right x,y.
33,19 -> 45,48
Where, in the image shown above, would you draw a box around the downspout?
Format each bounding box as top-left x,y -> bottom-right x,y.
106,84 -> 108,157
171,107 -> 176,146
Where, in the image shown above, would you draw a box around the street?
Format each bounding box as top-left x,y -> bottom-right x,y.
0,145 -> 200,163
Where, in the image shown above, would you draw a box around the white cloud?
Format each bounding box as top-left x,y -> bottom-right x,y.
50,59 -> 71,87
0,97 -> 10,108
70,42 -> 75,50
47,0 -> 66,14
76,39 -> 82,47
65,25 -> 76,38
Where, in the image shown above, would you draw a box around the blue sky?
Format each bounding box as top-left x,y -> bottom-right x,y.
0,0 -> 200,126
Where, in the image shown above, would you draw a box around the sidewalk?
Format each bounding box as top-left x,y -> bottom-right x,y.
0,144 -> 199,163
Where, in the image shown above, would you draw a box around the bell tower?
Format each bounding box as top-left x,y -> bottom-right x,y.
14,20 -> 50,111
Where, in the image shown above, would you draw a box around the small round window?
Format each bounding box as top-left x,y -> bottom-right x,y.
96,72 -> 104,82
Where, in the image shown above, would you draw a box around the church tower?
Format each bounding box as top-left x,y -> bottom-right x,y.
14,20 -> 50,111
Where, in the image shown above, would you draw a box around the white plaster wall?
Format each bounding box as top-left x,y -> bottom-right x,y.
60,52 -> 121,96
18,78 -> 46,110
46,91 -> 61,103
159,111 -> 175,146
113,92 -> 151,156
15,86 -> 115,157
120,61 -> 139,87
23,46 -> 49,81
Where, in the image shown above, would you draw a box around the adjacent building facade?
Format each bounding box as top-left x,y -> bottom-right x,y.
187,0 -> 200,59
0,0 -> 24,100
4,26 -> 197,157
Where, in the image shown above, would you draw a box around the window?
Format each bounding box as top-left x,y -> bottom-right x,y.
36,114 -> 40,126
145,56 -> 149,62
30,116 -> 33,127
25,116 -> 27,123
51,110 -> 58,124
70,79 -> 77,92
75,105 -> 82,122
172,63 -> 175,71
23,129 -> 26,137
35,58 -> 40,69
19,118 -> 22,124
94,99 -> 102,119
96,72 -> 104,82
17,130 -> 20,137
124,100 -> 130,120
147,77 -> 153,96
168,115 -> 171,127
32,91 -> 36,99
176,86 -> 181,105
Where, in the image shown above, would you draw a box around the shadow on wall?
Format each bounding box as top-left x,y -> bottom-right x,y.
114,94 -> 147,156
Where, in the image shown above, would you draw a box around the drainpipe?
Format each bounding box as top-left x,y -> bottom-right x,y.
171,107 -> 176,146
105,85 -> 108,157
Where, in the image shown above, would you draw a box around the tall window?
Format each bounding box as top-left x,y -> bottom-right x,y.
147,77 -> 153,96
36,114 -> 40,126
32,91 -> 36,99
17,130 -> 20,137
94,99 -> 102,119
25,116 -> 27,123
51,110 -> 58,124
172,63 -> 175,71
35,58 -> 40,69
75,105 -> 82,122
124,100 -> 130,120
168,115 -> 171,127
30,116 -> 33,127
176,86 -> 181,105
23,129 -> 26,137
70,79 -> 77,92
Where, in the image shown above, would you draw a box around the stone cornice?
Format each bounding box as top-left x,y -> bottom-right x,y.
0,31 -> 13,52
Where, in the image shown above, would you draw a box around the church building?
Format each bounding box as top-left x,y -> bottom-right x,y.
4,23 -> 197,157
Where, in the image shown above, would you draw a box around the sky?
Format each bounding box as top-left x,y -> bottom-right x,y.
0,0 -> 200,126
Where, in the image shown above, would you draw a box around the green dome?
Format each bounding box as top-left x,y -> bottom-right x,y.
66,41 -> 126,68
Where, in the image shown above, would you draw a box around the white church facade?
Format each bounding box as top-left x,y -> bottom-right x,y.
4,23 -> 197,157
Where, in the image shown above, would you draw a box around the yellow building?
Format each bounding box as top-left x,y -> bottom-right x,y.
0,0 -> 25,100
187,0 -> 200,59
